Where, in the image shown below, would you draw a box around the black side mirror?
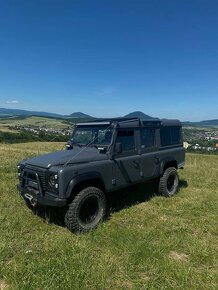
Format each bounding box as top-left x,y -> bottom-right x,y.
65,142 -> 73,150
115,142 -> 122,154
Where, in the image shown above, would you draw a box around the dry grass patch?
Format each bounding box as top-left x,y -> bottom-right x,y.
0,280 -> 9,290
169,251 -> 189,262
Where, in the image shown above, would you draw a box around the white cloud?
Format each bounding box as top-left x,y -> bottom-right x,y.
6,100 -> 20,104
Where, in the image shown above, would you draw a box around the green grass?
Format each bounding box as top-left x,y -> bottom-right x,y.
0,143 -> 217,289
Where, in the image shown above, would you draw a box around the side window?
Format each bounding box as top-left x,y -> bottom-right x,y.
171,127 -> 181,144
160,127 -> 171,146
160,127 -> 181,146
140,128 -> 155,148
116,129 -> 135,152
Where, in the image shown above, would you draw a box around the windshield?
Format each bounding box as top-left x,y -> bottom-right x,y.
70,125 -> 113,146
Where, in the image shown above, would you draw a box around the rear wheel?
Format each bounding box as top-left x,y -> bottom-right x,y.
65,187 -> 106,233
158,167 -> 179,197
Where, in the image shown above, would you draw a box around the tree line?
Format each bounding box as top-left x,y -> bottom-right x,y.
0,131 -> 69,143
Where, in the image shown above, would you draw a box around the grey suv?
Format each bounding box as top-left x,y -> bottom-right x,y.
17,118 -> 185,232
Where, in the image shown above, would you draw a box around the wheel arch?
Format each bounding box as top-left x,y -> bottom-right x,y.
160,158 -> 178,176
66,172 -> 106,203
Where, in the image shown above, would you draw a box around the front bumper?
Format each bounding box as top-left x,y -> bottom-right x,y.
17,184 -> 67,207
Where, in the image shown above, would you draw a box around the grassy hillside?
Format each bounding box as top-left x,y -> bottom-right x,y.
0,143 -> 217,289
0,116 -> 71,130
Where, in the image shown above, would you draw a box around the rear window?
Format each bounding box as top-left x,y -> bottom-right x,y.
160,127 -> 181,146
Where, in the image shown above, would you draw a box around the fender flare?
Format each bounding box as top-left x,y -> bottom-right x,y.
65,172 -> 105,199
159,157 -> 177,176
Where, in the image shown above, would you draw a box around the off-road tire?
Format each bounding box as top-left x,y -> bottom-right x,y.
158,167 -> 179,197
64,187 -> 106,233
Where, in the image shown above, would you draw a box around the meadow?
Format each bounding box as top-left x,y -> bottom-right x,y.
0,116 -> 70,131
0,142 -> 217,289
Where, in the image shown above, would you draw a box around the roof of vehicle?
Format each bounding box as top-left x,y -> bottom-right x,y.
76,118 -> 181,127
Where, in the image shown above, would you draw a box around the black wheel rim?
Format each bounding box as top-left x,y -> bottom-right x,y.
79,196 -> 100,225
167,175 -> 176,192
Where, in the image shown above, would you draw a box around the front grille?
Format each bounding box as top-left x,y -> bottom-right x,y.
21,168 -> 47,192
38,171 -> 47,191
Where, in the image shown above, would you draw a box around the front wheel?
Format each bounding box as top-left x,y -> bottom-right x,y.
158,167 -> 179,197
64,187 -> 106,233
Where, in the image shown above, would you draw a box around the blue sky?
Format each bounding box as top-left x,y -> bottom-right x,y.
0,0 -> 218,121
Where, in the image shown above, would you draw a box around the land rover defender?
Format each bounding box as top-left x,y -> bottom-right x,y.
17,118 -> 185,232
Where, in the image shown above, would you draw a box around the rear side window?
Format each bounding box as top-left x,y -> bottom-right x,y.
116,129 -> 135,151
140,128 -> 155,148
160,127 -> 181,146
171,127 -> 181,144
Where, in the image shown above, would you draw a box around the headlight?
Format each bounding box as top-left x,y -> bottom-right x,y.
17,164 -> 24,178
18,165 -> 21,177
48,173 -> 58,189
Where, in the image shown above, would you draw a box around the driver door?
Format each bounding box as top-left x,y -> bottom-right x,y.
112,129 -> 141,187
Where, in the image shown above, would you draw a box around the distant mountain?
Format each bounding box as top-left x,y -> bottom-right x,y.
124,111 -> 153,119
0,108 -> 62,118
1,107 -> 217,125
200,119 -> 218,125
0,108 -> 94,119
182,119 -> 218,127
69,112 -> 93,119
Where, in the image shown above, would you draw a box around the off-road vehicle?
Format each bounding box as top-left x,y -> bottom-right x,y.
17,118 -> 185,232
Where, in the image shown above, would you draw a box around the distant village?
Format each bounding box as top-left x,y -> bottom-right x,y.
9,124 -> 72,136
183,128 -> 218,153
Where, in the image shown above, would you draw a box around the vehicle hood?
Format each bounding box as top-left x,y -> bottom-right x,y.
24,147 -> 108,169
